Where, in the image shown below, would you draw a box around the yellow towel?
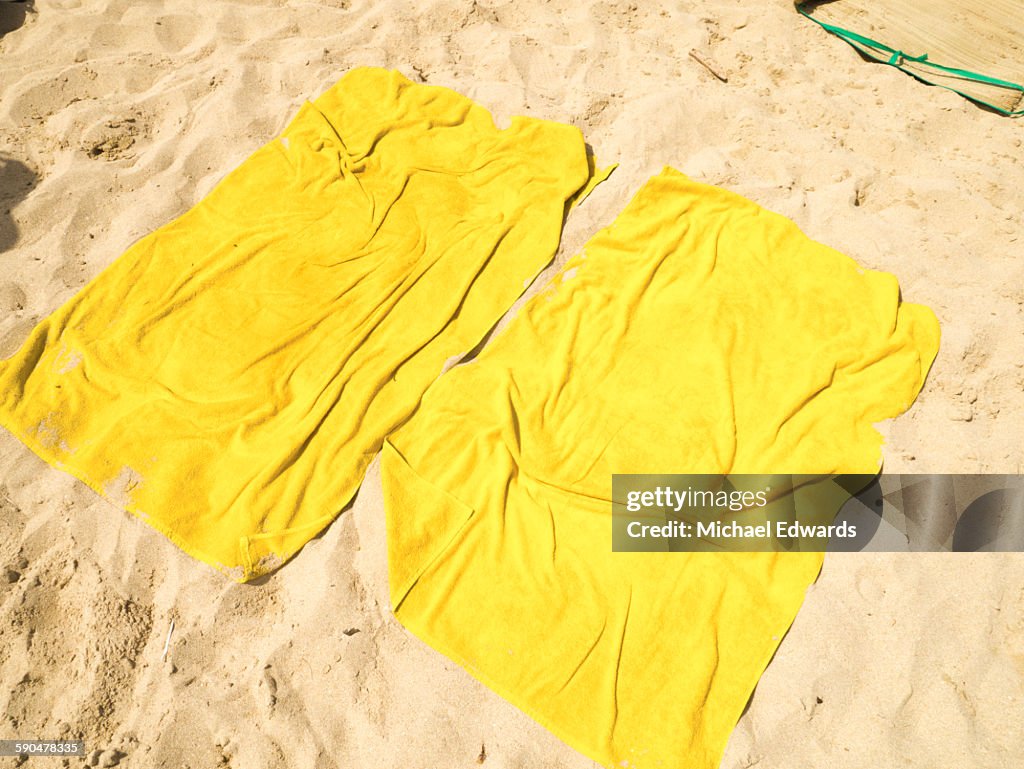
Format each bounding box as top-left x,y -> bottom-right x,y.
382,168 -> 940,769
0,67 -> 597,581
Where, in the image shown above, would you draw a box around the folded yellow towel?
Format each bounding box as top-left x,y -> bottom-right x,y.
382,168 -> 940,768
0,67 -> 596,581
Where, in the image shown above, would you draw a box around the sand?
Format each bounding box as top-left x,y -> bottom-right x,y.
1,1 -> 1022,767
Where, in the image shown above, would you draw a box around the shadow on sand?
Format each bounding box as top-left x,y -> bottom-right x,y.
0,155 -> 40,254
0,1 -> 33,38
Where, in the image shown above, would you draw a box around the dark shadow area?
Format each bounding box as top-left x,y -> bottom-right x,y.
953,486 -> 1024,552
0,155 -> 39,253
0,0 -> 33,38
796,1 -> 839,11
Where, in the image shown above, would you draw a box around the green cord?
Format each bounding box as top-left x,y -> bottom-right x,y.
796,3 -> 1024,116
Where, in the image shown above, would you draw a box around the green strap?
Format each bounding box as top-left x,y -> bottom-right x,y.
796,3 -> 1024,116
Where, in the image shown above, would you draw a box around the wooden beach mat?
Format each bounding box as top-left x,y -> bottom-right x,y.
798,0 -> 1024,115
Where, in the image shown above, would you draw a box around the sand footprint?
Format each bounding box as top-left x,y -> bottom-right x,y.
261,665 -> 278,713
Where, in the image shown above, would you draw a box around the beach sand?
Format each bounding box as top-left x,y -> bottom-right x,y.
1,1 -> 1022,766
